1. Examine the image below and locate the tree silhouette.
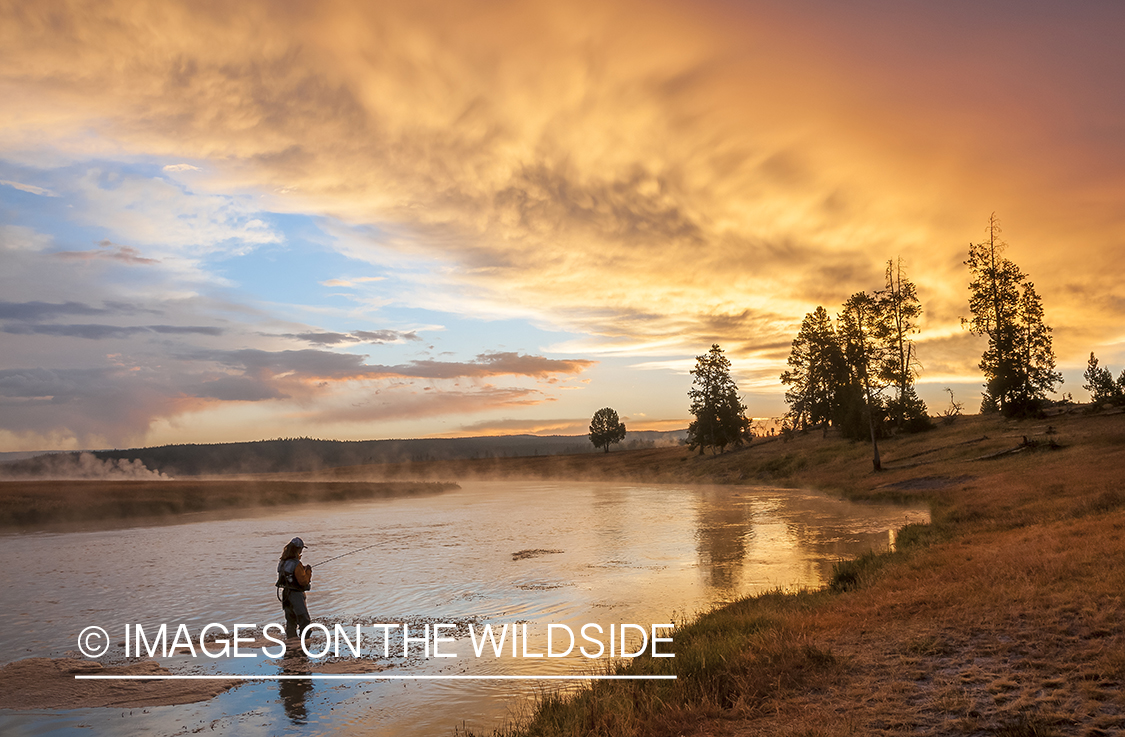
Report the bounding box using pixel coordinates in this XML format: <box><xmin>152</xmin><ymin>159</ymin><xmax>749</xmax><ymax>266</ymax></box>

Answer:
<box><xmin>588</xmin><ymin>407</ymin><xmax>627</xmax><ymax>453</ymax></box>
<box><xmin>780</xmin><ymin>306</ymin><xmax>848</xmax><ymax>435</ymax></box>
<box><xmin>687</xmin><ymin>345</ymin><xmax>750</xmax><ymax>455</ymax></box>
<box><xmin>876</xmin><ymin>258</ymin><xmax>930</xmax><ymax>431</ymax></box>
<box><xmin>1084</xmin><ymin>353</ymin><xmax>1125</xmax><ymax>406</ymax></box>
<box><xmin>1011</xmin><ymin>280</ymin><xmax>1062</xmax><ymax>412</ymax></box>
<box><xmin>964</xmin><ymin>215</ymin><xmax>1061</xmax><ymax>415</ymax></box>
<box><xmin>839</xmin><ymin>292</ymin><xmax>886</xmax><ymax>471</ymax></box>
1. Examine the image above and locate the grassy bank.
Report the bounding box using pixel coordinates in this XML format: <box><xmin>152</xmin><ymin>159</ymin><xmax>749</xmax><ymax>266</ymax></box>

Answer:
<box><xmin>439</xmin><ymin>410</ymin><xmax>1125</xmax><ymax>736</ymax></box>
<box><xmin>300</xmin><ymin>409</ymin><xmax>1085</xmax><ymax>496</ymax></box>
<box><xmin>0</xmin><ymin>480</ymin><xmax>456</xmax><ymax>530</ymax></box>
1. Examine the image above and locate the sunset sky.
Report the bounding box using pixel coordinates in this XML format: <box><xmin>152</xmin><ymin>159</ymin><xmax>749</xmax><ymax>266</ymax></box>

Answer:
<box><xmin>2</xmin><ymin>0</ymin><xmax>1123</xmax><ymax>452</ymax></box>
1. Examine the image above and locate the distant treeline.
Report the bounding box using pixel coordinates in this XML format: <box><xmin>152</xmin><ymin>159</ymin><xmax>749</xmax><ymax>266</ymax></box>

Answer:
<box><xmin>4</xmin><ymin>431</ymin><xmax>687</xmax><ymax>477</ymax></box>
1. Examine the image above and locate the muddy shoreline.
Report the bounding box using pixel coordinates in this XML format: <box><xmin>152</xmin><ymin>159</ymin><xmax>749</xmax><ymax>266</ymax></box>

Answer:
<box><xmin>0</xmin><ymin>659</ymin><xmax>237</xmax><ymax>710</ymax></box>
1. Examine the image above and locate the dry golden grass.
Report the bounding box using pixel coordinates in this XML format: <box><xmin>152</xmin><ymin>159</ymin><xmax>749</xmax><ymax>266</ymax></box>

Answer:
<box><xmin>681</xmin><ymin>412</ymin><xmax>1125</xmax><ymax>737</ymax></box>
<box><xmin>292</xmin><ymin>408</ymin><xmax>1110</xmax><ymax>498</ymax></box>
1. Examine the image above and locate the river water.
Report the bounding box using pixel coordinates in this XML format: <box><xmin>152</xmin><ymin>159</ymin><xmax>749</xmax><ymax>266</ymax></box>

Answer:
<box><xmin>1</xmin><ymin>480</ymin><xmax>928</xmax><ymax>735</ymax></box>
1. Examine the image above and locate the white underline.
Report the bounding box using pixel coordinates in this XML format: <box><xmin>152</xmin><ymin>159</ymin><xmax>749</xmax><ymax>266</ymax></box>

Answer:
<box><xmin>75</xmin><ymin>674</ymin><xmax>676</xmax><ymax>681</ymax></box>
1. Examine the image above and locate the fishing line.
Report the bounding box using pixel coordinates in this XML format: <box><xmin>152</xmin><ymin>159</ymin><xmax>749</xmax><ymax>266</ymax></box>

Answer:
<box><xmin>309</xmin><ymin>541</ymin><xmax>381</xmax><ymax>568</ymax></box>
<box><xmin>276</xmin><ymin>541</ymin><xmax>380</xmax><ymax>601</ymax></box>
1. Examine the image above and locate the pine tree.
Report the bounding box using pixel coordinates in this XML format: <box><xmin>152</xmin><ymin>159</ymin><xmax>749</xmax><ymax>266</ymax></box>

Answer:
<box><xmin>1084</xmin><ymin>353</ymin><xmax>1125</xmax><ymax>406</ymax></box>
<box><xmin>876</xmin><ymin>258</ymin><xmax>930</xmax><ymax>431</ymax></box>
<box><xmin>1010</xmin><ymin>281</ymin><xmax>1062</xmax><ymax>414</ymax></box>
<box><xmin>963</xmin><ymin>214</ymin><xmax>1061</xmax><ymax>416</ymax></box>
<box><xmin>839</xmin><ymin>292</ymin><xmax>886</xmax><ymax>471</ymax></box>
<box><xmin>687</xmin><ymin>344</ymin><xmax>750</xmax><ymax>454</ymax></box>
<box><xmin>780</xmin><ymin>306</ymin><xmax>848</xmax><ymax>434</ymax></box>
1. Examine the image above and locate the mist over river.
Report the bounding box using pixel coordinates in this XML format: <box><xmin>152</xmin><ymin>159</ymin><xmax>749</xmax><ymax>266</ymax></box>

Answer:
<box><xmin>1</xmin><ymin>480</ymin><xmax>928</xmax><ymax>735</ymax></box>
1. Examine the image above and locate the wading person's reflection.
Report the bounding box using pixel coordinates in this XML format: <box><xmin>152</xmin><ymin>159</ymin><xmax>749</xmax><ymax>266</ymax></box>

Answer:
<box><xmin>279</xmin><ymin>677</ymin><xmax>314</xmax><ymax>724</ymax></box>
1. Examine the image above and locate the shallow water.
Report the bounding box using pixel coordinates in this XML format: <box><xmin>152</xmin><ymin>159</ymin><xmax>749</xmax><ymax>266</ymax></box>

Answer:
<box><xmin>1</xmin><ymin>480</ymin><xmax>928</xmax><ymax>735</ymax></box>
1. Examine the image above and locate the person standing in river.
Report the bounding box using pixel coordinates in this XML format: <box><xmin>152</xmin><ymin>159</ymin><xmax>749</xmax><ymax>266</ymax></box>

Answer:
<box><xmin>276</xmin><ymin>537</ymin><xmax>313</xmax><ymax>643</ymax></box>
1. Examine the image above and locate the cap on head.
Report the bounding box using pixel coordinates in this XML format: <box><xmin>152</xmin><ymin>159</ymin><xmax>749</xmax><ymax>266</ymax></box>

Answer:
<box><xmin>289</xmin><ymin>536</ymin><xmax>305</xmax><ymax>548</ymax></box>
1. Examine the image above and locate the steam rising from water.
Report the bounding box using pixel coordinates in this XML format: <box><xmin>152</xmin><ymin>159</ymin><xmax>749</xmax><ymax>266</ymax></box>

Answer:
<box><xmin>0</xmin><ymin>452</ymin><xmax>171</xmax><ymax>480</ymax></box>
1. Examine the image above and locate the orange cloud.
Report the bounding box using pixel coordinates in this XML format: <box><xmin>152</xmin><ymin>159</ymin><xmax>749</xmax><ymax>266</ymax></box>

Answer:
<box><xmin>3</xmin><ymin>0</ymin><xmax>1122</xmax><ymax>403</ymax></box>
<box><xmin>451</xmin><ymin>418</ymin><xmax>590</xmax><ymax>437</ymax></box>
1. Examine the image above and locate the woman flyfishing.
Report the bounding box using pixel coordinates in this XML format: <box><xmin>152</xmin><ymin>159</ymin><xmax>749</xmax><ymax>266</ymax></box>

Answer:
<box><xmin>276</xmin><ymin>536</ymin><xmax>313</xmax><ymax>642</ymax></box>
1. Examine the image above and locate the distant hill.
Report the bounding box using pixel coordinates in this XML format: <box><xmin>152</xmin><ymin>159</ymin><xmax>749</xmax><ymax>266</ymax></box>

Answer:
<box><xmin>0</xmin><ymin>431</ymin><xmax>687</xmax><ymax>477</ymax></box>
<box><xmin>0</xmin><ymin>450</ymin><xmax>60</xmax><ymax>463</ymax></box>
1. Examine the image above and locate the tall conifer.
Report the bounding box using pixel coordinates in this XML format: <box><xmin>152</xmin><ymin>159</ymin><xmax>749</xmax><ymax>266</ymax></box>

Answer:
<box><xmin>963</xmin><ymin>214</ymin><xmax>1060</xmax><ymax>415</ymax></box>
<box><xmin>876</xmin><ymin>258</ymin><xmax>928</xmax><ymax>430</ymax></box>
<box><xmin>780</xmin><ymin>307</ymin><xmax>847</xmax><ymax>433</ymax></box>
<box><xmin>839</xmin><ymin>292</ymin><xmax>886</xmax><ymax>471</ymax></box>
<box><xmin>687</xmin><ymin>345</ymin><xmax>750</xmax><ymax>454</ymax></box>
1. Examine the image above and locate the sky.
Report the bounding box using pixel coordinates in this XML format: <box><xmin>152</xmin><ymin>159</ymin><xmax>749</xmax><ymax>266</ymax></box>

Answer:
<box><xmin>1</xmin><ymin>0</ymin><xmax>1123</xmax><ymax>452</ymax></box>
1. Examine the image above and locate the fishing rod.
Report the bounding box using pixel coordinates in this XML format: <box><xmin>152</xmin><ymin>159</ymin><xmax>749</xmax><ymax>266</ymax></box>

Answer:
<box><xmin>276</xmin><ymin>541</ymin><xmax>380</xmax><ymax>602</ymax></box>
<box><xmin>309</xmin><ymin>541</ymin><xmax>381</xmax><ymax>569</ymax></box>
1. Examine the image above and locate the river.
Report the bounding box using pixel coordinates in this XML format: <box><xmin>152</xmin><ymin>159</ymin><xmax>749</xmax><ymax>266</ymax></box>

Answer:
<box><xmin>1</xmin><ymin>480</ymin><xmax>928</xmax><ymax>735</ymax></box>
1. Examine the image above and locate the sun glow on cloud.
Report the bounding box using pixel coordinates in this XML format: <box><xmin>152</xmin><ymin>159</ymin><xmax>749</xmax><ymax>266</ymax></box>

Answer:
<box><xmin>1</xmin><ymin>0</ymin><xmax>1124</xmax><ymax>449</ymax></box>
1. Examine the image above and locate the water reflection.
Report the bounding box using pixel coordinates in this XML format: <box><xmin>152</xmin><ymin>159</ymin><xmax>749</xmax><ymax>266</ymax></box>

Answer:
<box><xmin>693</xmin><ymin>488</ymin><xmax>917</xmax><ymax>598</ymax></box>
<box><xmin>2</xmin><ymin>481</ymin><xmax>928</xmax><ymax>737</ymax></box>
<box><xmin>590</xmin><ymin>484</ymin><xmax>631</xmax><ymax>560</ymax></box>
<box><xmin>279</xmin><ymin>677</ymin><xmax>314</xmax><ymax>724</ymax></box>
<box><xmin>695</xmin><ymin>487</ymin><xmax>752</xmax><ymax>594</ymax></box>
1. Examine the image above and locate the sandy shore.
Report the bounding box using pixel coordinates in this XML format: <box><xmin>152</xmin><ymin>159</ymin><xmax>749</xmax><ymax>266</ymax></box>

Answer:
<box><xmin>0</xmin><ymin>658</ymin><xmax>237</xmax><ymax>710</ymax></box>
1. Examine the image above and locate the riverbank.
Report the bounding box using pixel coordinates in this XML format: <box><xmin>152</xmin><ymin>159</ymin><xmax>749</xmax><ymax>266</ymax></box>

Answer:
<box><xmin>0</xmin><ymin>480</ymin><xmax>457</xmax><ymax>530</ymax></box>
<box><xmin>447</xmin><ymin>409</ymin><xmax>1125</xmax><ymax>736</ymax></box>
<box><xmin>293</xmin><ymin>409</ymin><xmax>1093</xmax><ymax>497</ymax></box>
<box><xmin>4</xmin><ymin>411</ymin><xmax>1122</xmax><ymax>733</ymax></box>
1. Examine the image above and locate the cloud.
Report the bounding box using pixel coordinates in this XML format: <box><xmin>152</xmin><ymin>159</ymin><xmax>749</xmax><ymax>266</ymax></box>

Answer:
<box><xmin>149</xmin><ymin>325</ymin><xmax>226</xmax><ymax>335</ymax></box>
<box><xmin>368</xmin><ymin>352</ymin><xmax>595</xmax><ymax>380</ymax></box>
<box><xmin>69</xmin><ymin>169</ymin><xmax>282</xmax><ymax>255</ymax></box>
<box><xmin>162</xmin><ymin>163</ymin><xmax>201</xmax><ymax>172</ymax></box>
<box><xmin>286</xmin><ymin>385</ymin><xmax>552</xmax><ymax>426</ymax></box>
<box><xmin>192</xmin><ymin>348</ymin><xmax>592</xmax><ymax>381</ymax></box>
<box><xmin>192</xmin><ymin>375</ymin><xmax>287</xmax><ymax>402</ymax></box>
<box><xmin>0</xmin><ymin>367</ymin><xmax>96</xmax><ymax>399</ymax></box>
<box><xmin>454</xmin><ymin>417</ymin><xmax>589</xmax><ymax>436</ymax></box>
<box><xmin>352</xmin><ymin>329</ymin><xmax>420</xmax><ymax>343</ymax></box>
<box><xmin>2</xmin><ymin>0</ymin><xmax>1124</xmax><ymax>446</ymax></box>
<box><xmin>54</xmin><ymin>240</ymin><xmax>160</xmax><ymax>265</ymax></box>
<box><xmin>320</xmin><ymin>276</ymin><xmax>384</xmax><ymax>287</ymax></box>
<box><xmin>2</xmin><ymin>324</ymin><xmax>224</xmax><ymax>339</ymax></box>
<box><xmin>0</xmin><ymin>301</ymin><xmax>106</xmax><ymax>321</ymax></box>
<box><xmin>0</xmin><ymin>344</ymin><xmax>587</xmax><ymax>446</ymax></box>
<box><xmin>282</xmin><ymin>331</ymin><xmax>356</xmax><ymax>345</ymax></box>
<box><xmin>0</xmin><ymin>225</ymin><xmax>53</xmax><ymax>252</ymax></box>
<box><xmin>0</xmin><ymin>366</ymin><xmax>211</xmax><ymax>448</ymax></box>
<box><xmin>274</xmin><ymin>329</ymin><xmax>423</xmax><ymax>345</ymax></box>
<box><xmin>0</xmin><ymin>179</ymin><xmax>58</xmax><ymax>196</ymax></box>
